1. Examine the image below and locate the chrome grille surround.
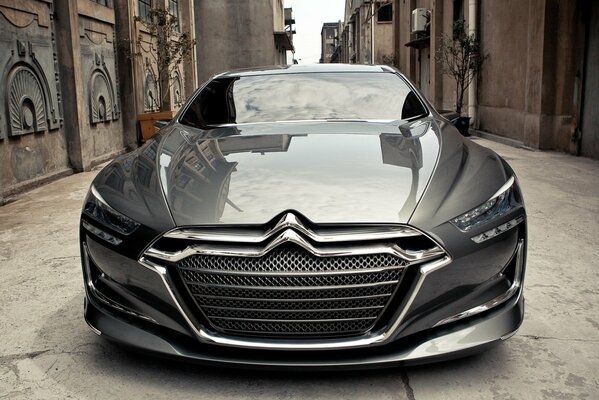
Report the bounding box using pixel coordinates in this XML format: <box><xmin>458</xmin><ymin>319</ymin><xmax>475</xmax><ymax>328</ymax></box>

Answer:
<box><xmin>140</xmin><ymin>211</ymin><xmax>451</xmax><ymax>349</ymax></box>
<box><xmin>177</xmin><ymin>244</ymin><xmax>407</xmax><ymax>337</ymax></box>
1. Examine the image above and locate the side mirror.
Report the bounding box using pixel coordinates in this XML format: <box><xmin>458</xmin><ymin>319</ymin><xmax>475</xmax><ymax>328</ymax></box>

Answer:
<box><xmin>451</xmin><ymin>116</ymin><xmax>471</xmax><ymax>137</ymax></box>
<box><xmin>439</xmin><ymin>111</ymin><xmax>471</xmax><ymax>136</ymax></box>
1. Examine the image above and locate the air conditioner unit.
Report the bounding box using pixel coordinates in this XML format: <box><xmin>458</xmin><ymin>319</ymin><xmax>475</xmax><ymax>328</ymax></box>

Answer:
<box><xmin>411</xmin><ymin>8</ymin><xmax>430</xmax><ymax>33</ymax></box>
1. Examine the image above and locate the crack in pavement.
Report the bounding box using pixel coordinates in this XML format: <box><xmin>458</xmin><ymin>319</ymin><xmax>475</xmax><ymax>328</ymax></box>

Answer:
<box><xmin>0</xmin><ymin>350</ymin><xmax>49</xmax><ymax>385</ymax></box>
<box><xmin>519</xmin><ymin>334</ymin><xmax>599</xmax><ymax>343</ymax></box>
<box><xmin>399</xmin><ymin>369</ymin><xmax>416</xmax><ymax>400</ymax></box>
<box><xmin>0</xmin><ymin>350</ymin><xmax>49</xmax><ymax>366</ymax></box>
<box><xmin>47</xmin><ymin>256</ymin><xmax>79</xmax><ymax>261</ymax></box>
<box><xmin>6</xmin><ymin>363</ymin><xmax>20</xmax><ymax>384</ymax></box>
<box><xmin>0</xmin><ymin>388</ymin><xmax>33</xmax><ymax>399</ymax></box>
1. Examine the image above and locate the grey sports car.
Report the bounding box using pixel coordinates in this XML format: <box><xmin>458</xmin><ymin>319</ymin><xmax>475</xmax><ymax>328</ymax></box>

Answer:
<box><xmin>80</xmin><ymin>64</ymin><xmax>526</xmax><ymax>368</ymax></box>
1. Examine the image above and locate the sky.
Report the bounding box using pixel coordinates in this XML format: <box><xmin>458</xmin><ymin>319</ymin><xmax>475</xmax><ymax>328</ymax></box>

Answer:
<box><xmin>285</xmin><ymin>0</ymin><xmax>346</xmax><ymax>64</ymax></box>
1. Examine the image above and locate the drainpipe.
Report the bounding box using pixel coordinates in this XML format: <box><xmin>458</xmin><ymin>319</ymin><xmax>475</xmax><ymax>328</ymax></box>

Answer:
<box><xmin>467</xmin><ymin>0</ymin><xmax>478</xmax><ymax>127</ymax></box>
<box><xmin>371</xmin><ymin>1</ymin><xmax>375</xmax><ymax>64</ymax></box>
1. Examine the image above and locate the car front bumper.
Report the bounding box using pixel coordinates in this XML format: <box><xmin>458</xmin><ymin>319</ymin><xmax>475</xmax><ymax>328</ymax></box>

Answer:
<box><xmin>84</xmin><ymin>284</ymin><xmax>524</xmax><ymax>369</ymax></box>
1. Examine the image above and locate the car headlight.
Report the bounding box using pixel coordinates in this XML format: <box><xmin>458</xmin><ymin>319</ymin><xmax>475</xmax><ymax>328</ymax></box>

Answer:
<box><xmin>83</xmin><ymin>185</ymin><xmax>140</xmax><ymax>235</ymax></box>
<box><xmin>450</xmin><ymin>176</ymin><xmax>518</xmax><ymax>232</ymax></box>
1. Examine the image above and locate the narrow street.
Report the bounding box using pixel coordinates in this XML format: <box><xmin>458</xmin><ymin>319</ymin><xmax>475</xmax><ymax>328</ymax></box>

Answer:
<box><xmin>0</xmin><ymin>137</ymin><xmax>597</xmax><ymax>399</ymax></box>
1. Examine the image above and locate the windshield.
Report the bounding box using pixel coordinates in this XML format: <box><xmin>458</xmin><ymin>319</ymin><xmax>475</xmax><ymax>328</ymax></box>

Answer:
<box><xmin>180</xmin><ymin>72</ymin><xmax>427</xmax><ymax>127</ymax></box>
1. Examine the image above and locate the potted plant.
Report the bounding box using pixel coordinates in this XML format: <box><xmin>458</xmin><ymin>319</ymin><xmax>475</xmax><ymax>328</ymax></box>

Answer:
<box><xmin>130</xmin><ymin>7</ymin><xmax>195</xmax><ymax>142</ymax></box>
<box><xmin>436</xmin><ymin>20</ymin><xmax>486</xmax><ymax>136</ymax></box>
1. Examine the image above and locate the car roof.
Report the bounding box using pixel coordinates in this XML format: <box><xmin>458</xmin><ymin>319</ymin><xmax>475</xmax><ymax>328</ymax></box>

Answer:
<box><xmin>217</xmin><ymin>64</ymin><xmax>395</xmax><ymax>78</ymax></box>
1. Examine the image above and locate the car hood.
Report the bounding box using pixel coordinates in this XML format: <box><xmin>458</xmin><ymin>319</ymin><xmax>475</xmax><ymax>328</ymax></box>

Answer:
<box><xmin>157</xmin><ymin>120</ymin><xmax>440</xmax><ymax>225</ymax></box>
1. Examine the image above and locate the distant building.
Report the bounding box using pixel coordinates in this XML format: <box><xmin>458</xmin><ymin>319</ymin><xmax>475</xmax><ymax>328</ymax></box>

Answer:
<box><xmin>338</xmin><ymin>0</ymin><xmax>395</xmax><ymax>65</ymax></box>
<box><xmin>320</xmin><ymin>22</ymin><xmax>340</xmax><ymax>63</ymax></box>
<box><xmin>194</xmin><ymin>0</ymin><xmax>295</xmax><ymax>83</ymax></box>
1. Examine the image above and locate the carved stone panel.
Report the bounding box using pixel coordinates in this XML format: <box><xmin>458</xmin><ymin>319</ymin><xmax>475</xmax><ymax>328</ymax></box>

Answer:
<box><xmin>79</xmin><ymin>14</ymin><xmax>120</xmax><ymax>125</ymax></box>
<box><xmin>7</xmin><ymin>65</ymin><xmax>48</xmax><ymax>135</ymax></box>
<box><xmin>0</xmin><ymin>0</ymin><xmax>62</xmax><ymax>139</ymax></box>
<box><xmin>90</xmin><ymin>67</ymin><xmax>115</xmax><ymax>123</ymax></box>
<box><xmin>172</xmin><ymin>69</ymin><xmax>183</xmax><ymax>108</ymax></box>
<box><xmin>144</xmin><ymin>70</ymin><xmax>158</xmax><ymax>112</ymax></box>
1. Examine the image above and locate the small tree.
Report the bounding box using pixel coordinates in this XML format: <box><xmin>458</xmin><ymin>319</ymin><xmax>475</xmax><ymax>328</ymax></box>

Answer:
<box><xmin>133</xmin><ymin>8</ymin><xmax>195</xmax><ymax>112</ymax></box>
<box><xmin>436</xmin><ymin>20</ymin><xmax>486</xmax><ymax>115</ymax></box>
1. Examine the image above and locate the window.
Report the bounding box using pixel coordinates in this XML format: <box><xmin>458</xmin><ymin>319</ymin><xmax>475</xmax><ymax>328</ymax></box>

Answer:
<box><xmin>377</xmin><ymin>4</ymin><xmax>392</xmax><ymax>23</ymax></box>
<box><xmin>169</xmin><ymin>0</ymin><xmax>180</xmax><ymax>32</ymax></box>
<box><xmin>90</xmin><ymin>0</ymin><xmax>108</xmax><ymax>6</ymax></box>
<box><xmin>453</xmin><ymin>0</ymin><xmax>464</xmax><ymax>22</ymax></box>
<box><xmin>139</xmin><ymin>0</ymin><xmax>153</xmax><ymax>23</ymax></box>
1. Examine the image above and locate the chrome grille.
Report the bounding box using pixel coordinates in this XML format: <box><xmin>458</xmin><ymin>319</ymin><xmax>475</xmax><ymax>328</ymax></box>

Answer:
<box><xmin>212</xmin><ymin>319</ymin><xmax>375</xmax><ymax>335</ymax></box>
<box><xmin>176</xmin><ymin>244</ymin><xmax>406</xmax><ymax>337</ymax></box>
<box><xmin>179</xmin><ymin>269</ymin><xmax>401</xmax><ymax>288</ymax></box>
<box><xmin>189</xmin><ymin>283</ymin><xmax>397</xmax><ymax>300</ymax></box>
<box><xmin>178</xmin><ymin>246</ymin><xmax>403</xmax><ymax>273</ymax></box>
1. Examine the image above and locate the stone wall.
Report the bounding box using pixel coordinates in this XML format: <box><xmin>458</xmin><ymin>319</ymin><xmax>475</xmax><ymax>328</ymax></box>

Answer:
<box><xmin>390</xmin><ymin>0</ymin><xmax>596</xmax><ymax>157</ymax></box>
<box><xmin>0</xmin><ymin>0</ymin><xmax>71</xmax><ymax>196</ymax></box>
<box><xmin>195</xmin><ymin>0</ymin><xmax>278</xmax><ymax>84</ymax></box>
<box><xmin>478</xmin><ymin>0</ymin><xmax>587</xmax><ymax>152</ymax></box>
<box><xmin>0</xmin><ymin>0</ymin><xmax>198</xmax><ymax>198</ymax></box>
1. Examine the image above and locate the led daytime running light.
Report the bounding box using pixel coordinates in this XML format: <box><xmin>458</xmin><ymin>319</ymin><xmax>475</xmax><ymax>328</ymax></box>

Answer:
<box><xmin>471</xmin><ymin>216</ymin><xmax>525</xmax><ymax>243</ymax></box>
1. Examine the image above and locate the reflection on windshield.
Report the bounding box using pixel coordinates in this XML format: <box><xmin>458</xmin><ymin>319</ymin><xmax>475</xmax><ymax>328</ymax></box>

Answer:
<box><xmin>180</xmin><ymin>73</ymin><xmax>427</xmax><ymax>127</ymax></box>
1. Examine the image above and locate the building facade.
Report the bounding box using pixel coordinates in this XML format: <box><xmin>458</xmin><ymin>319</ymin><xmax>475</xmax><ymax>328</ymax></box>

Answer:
<box><xmin>320</xmin><ymin>22</ymin><xmax>340</xmax><ymax>63</ymax></box>
<box><xmin>338</xmin><ymin>1</ymin><xmax>395</xmax><ymax>65</ymax></box>
<box><xmin>336</xmin><ymin>0</ymin><xmax>599</xmax><ymax>159</ymax></box>
<box><xmin>0</xmin><ymin>0</ymin><xmax>198</xmax><ymax>199</ymax></box>
<box><xmin>194</xmin><ymin>0</ymin><xmax>295</xmax><ymax>84</ymax></box>
<box><xmin>1</xmin><ymin>0</ymin><xmax>296</xmax><ymax>200</ymax></box>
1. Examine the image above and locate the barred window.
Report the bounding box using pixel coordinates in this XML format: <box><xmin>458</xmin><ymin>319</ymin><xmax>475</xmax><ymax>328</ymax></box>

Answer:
<box><xmin>377</xmin><ymin>4</ymin><xmax>392</xmax><ymax>22</ymax></box>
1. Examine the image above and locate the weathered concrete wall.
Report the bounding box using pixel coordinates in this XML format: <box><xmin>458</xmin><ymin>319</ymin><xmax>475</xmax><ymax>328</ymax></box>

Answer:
<box><xmin>77</xmin><ymin>0</ymin><xmax>126</xmax><ymax>166</ymax></box>
<box><xmin>477</xmin><ymin>0</ymin><xmax>530</xmax><ymax>143</ymax></box>
<box><xmin>113</xmin><ymin>0</ymin><xmax>138</xmax><ymax>151</ymax></box>
<box><xmin>394</xmin><ymin>0</ymin><xmax>417</xmax><ymax>78</ymax></box>
<box><xmin>1</xmin><ymin>0</ymin><xmax>199</xmax><ymax>198</ymax></box>
<box><xmin>131</xmin><ymin>0</ymin><xmax>196</xmax><ymax>114</ymax></box>
<box><xmin>391</xmin><ymin>0</ymin><xmax>594</xmax><ymax>156</ymax></box>
<box><xmin>55</xmin><ymin>0</ymin><xmax>126</xmax><ymax>172</ymax></box>
<box><xmin>580</xmin><ymin>1</ymin><xmax>599</xmax><ymax>158</ymax></box>
<box><xmin>478</xmin><ymin>0</ymin><xmax>586</xmax><ymax>152</ymax></box>
<box><xmin>0</xmin><ymin>0</ymin><xmax>71</xmax><ymax>197</ymax></box>
<box><xmin>179</xmin><ymin>0</ymin><xmax>198</xmax><ymax>101</ymax></box>
<box><xmin>374</xmin><ymin>6</ymin><xmax>394</xmax><ymax>65</ymax></box>
<box><xmin>195</xmin><ymin>0</ymin><xmax>277</xmax><ymax>84</ymax></box>
<box><xmin>540</xmin><ymin>0</ymin><xmax>586</xmax><ymax>153</ymax></box>
<box><xmin>351</xmin><ymin>1</ymin><xmax>396</xmax><ymax>65</ymax></box>
<box><xmin>273</xmin><ymin>0</ymin><xmax>284</xmax><ymax>31</ymax></box>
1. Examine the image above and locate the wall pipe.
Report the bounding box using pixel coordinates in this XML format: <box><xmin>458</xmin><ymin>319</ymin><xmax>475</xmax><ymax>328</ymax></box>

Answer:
<box><xmin>371</xmin><ymin>1</ymin><xmax>375</xmax><ymax>64</ymax></box>
<box><xmin>468</xmin><ymin>0</ymin><xmax>478</xmax><ymax>126</ymax></box>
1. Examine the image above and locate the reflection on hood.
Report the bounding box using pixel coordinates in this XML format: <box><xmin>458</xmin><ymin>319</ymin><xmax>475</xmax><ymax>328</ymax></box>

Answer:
<box><xmin>158</xmin><ymin>120</ymin><xmax>439</xmax><ymax>225</ymax></box>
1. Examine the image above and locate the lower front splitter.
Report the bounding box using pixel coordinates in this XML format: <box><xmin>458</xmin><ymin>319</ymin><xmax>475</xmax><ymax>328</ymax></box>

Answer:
<box><xmin>83</xmin><ymin>289</ymin><xmax>524</xmax><ymax>370</ymax></box>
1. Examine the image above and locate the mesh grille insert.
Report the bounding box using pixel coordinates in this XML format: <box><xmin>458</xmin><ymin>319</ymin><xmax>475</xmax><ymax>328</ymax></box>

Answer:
<box><xmin>176</xmin><ymin>244</ymin><xmax>407</xmax><ymax>337</ymax></box>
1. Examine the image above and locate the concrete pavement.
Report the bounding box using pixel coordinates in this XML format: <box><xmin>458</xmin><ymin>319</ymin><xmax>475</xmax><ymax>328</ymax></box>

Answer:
<box><xmin>0</xmin><ymin>137</ymin><xmax>598</xmax><ymax>399</ymax></box>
